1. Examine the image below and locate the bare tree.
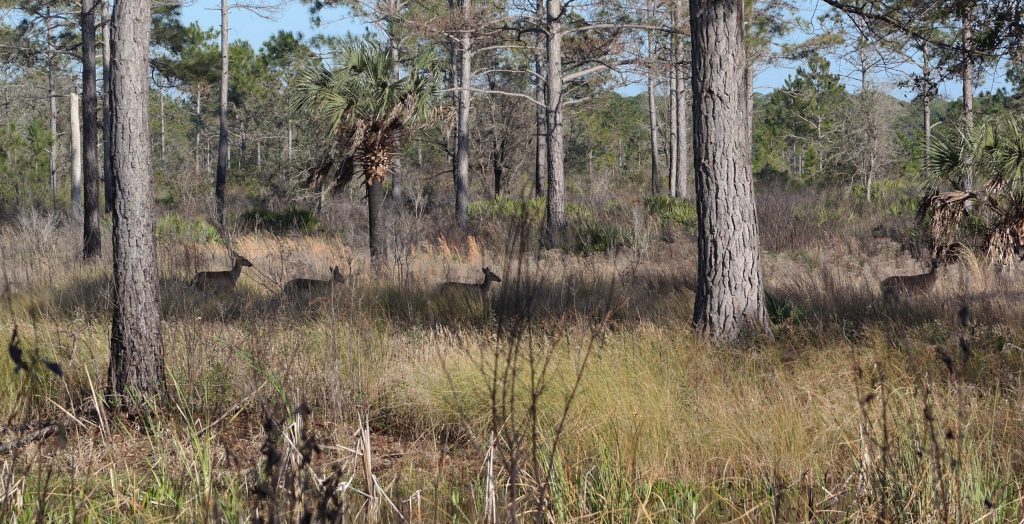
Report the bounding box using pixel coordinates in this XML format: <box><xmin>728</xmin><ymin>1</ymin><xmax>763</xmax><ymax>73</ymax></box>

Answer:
<box><xmin>690</xmin><ymin>0</ymin><xmax>770</xmax><ymax>341</ymax></box>
<box><xmin>108</xmin><ymin>0</ymin><xmax>167</xmax><ymax>405</ymax></box>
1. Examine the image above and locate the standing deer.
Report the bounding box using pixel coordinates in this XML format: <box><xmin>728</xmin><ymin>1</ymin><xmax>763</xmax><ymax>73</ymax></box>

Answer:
<box><xmin>192</xmin><ymin>254</ymin><xmax>253</xmax><ymax>292</ymax></box>
<box><xmin>880</xmin><ymin>251</ymin><xmax>944</xmax><ymax>302</ymax></box>
<box><xmin>284</xmin><ymin>266</ymin><xmax>344</xmax><ymax>298</ymax></box>
<box><xmin>439</xmin><ymin>267</ymin><xmax>502</xmax><ymax>299</ymax></box>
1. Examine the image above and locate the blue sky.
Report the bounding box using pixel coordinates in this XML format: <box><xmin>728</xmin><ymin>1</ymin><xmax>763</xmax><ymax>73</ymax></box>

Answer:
<box><xmin>180</xmin><ymin>0</ymin><xmax>1008</xmax><ymax>101</ymax></box>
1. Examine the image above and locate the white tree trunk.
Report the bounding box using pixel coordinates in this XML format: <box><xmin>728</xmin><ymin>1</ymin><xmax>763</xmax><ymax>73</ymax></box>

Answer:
<box><xmin>70</xmin><ymin>92</ymin><xmax>83</xmax><ymax>218</ymax></box>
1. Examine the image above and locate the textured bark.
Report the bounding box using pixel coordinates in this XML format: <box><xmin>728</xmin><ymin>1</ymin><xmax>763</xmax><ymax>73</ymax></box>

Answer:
<box><xmin>646</xmin><ymin>0</ymin><xmax>662</xmax><ymax>195</ymax></box>
<box><xmin>689</xmin><ymin>0</ymin><xmax>770</xmax><ymax>341</ymax></box>
<box><xmin>454</xmin><ymin>17</ymin><xmax>471</xmax><ymax>229</ymax></box>
<box><xmin>102</xmin><ymin>0</ymin><xmax>114</xmax><ymax>213</ymax></box>
<box><xmin>388</xmin><ymin>30</ymin><xmax>405</xmax><ymax>203</ymax></box>
<box><xmin>544</xmin><ymin>0</ymin><xmax>566</xmax><ymax>243</ymax></box>
<box><xmin>215</xmin><ymin>0</ymin><xmax>229</xmax><ymax>230</ymax></box>
<box><xmin>669</xmin><ymin>25</ymin><xmax>679</xmax><ymax>198</ymax></box>
<box><xmin>70</xmin><ymin>93</ymin><xmax>83</xmax><ymax>216</ymax></box>
<box><xmin>922</xmin><ymin>44</ymin><xmax>931</xmax><ymax>179</ymax></box>
<box><xmin>533</xmin><ymin>54</ymin><xmax>546</xmax><ymax>198</ymax></box>
<box><xmin>82</xmin><ymin>0</ymin><xmax>101</xmax><ymax>258</ymax></box>
<box><xmin>367</xmin><ymin>179</ymin><xmax>385</xmax><ymax>262</ymax></box>
<box><xmin>47</xmin><ymin>12</ymin><xmax>58</xmax><ymax>209</ymax></box>
<box><xmin>960</xmin><ymin>5</ymin><xmax>974</xmax><ymax>190</ymax></box>
<box><xmin>108</xmin><ymin>0</ymin><xmax>167</xmax><ymax>404</ymax></box>
<box><xmin>674</xmin><ymin>0</ymin><xmax>688</xmax><ymax>199</ymax></box>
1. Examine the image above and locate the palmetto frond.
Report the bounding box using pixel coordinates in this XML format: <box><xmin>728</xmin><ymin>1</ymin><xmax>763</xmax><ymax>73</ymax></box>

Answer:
<box><xmin>292</xmin><ymin>36</ymin><xmax>442</xmax><ymax>188</ymax></box>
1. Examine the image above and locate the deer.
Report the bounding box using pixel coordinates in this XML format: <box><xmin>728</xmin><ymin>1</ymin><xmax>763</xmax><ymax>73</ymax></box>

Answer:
<box><xmin>191</xmin><ymin>254</ymin><xmax>253</xmax><ymax>292</ymax></box>
<box><xmin>283</xmin><ymin>266</ymin><xmax>344</xmax><ymax>299</ymax></box>
<box><xmin>439</xmin><ymin>267</ymin><xmax>502</xmax><ymax>299</ymax></box>
<box><xmin>880</xmin><ymin>249</ymin><xmax>945</xmax><ymax>302</ymax></box>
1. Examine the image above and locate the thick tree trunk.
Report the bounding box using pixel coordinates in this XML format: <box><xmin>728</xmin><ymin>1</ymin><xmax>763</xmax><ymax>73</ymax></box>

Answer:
<box><xmin>215</xmin><ymin>0</ymin><xmax>229</xmax><ymax>230</ymax></box>
<box><xmin>647</xmin><ymin>0</ymin><xmax>662</xmax><ymax>195</ymax></box>
<box><xmin>70</xmin><ymin>93</ymin><xmax>82</xmax><ymax>217</ymax></box>
<box><xmin>102</xmin><ymin>0</ymin><xmax>114</xmax><ymax>213</ymax></box>
<box><xmin>689</xmin><ymin>0</ymin><xmax>770</xmax><ymax>341</ymax></box>
<box><xmin>82</xmin><ymin>0</ymin><xmax>101</xmax><ymax>258</ymax></box>
<box><xmin>108</xmin><ymin>0</ymin><xmax>167</xmax><ymax>405</ymax></box>
<box><xmin>544</xmin><ymin>0</ymin><xmax>566</xmax><ymax>243</ymax></box>
<box><xmin>454</xmin><ymin>20</ymin><xmax>471</xmax><ymax>229</ymax></box>
<box><xmin>367</xmin><ymin>179</ymin><xmax>385</xmax><ymax>262</ymax></box>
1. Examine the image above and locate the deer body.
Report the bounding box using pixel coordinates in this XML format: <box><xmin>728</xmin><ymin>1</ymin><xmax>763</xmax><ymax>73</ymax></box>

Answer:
<box><xmin>192</xmin><ymin>255</ymin><xmax>253</xmax><ymax>292</ymax></box>
<box><xmin>881</xmin><ymin>258</ymin><xmax>941</xmax><ymax>301</ymax></box>
<box><xmin>284</xmin><ymin>266</ymin><xmax>344</xmax><ymax>298</ymax></box>
<box><xmin>439</xmin><ymin>267</ymin><xmax>502</xmax><ymax>299</ymax></box>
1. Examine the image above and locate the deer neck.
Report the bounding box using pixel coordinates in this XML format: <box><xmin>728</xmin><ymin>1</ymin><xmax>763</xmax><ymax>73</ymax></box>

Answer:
<box><xmin>231</xmin><ymin>261</ymin><xmax>243</xmax><ymax>282</ymax></box>
<box><xmin>480</xmin><ymin>278</ymin><xmax>493</xmax><ymax>295</ymax></box>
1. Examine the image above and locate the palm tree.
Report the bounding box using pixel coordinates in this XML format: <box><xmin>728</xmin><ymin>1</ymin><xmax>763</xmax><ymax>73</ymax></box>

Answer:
<box><xmin>923</xmin><ymin>116</ymin><xmax>1024</xmax><ymax>264</ymax></box>
<box><xmin>294</xmin><ymin>38</ymin><xmax>441</xmax><ymax>262</ymax></box>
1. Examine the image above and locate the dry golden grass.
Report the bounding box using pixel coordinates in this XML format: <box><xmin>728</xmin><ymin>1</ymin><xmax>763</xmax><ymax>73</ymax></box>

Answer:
<box><xmin>1</xmin><ymin>217</ymin><xmax>1023</xmax><ymax>521</ymax></box>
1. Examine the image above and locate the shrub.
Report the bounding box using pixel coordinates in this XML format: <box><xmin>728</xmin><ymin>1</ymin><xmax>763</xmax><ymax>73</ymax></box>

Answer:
<box><xmin>468</xmin><ymin>197</ymin><xmax>545</xmax><ymax>223</ymax></box>
<box><xmin>237</xmin><ymin>207</ymin><xmax>319</xmax><ymax>235</ymax></box>
<box><xmin>644</xmin><ymin>195</ymin><xmax>697</xmax><ymax>232</ymax></box>
<box><xmin>156</xmin><ymin>213</ymin><xmax>221</xmax><ymax>244</ymax></box>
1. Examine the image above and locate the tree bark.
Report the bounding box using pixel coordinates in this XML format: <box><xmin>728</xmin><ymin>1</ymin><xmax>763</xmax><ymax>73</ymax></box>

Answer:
<box><xmin>367</xmin><ymin>179</ymin><xmax>385</xmax><ymax>262</ymax></box>
<box><xmin>960</xmin><ymin>4</ymin><xmax>974</xmax><ymax>190</ymax></box>
<box><xmin>47</xmin><ymin>10</ymin><xmax>58</xmax><ymax>211</ymax></box>
<box><xmin>674</xmin><ymin>0</ymin><xmax>688</xmax><ymax>199</ymax></box>
<box><xmin>532</xmin><ymin>0</ymin><xmax>548</xmax><ymax>198</ymax></box>
<box><xmin>647</xmin><ymin>0</ymin><xmax>662</xmax><ymax>195</ymax></box>
<box><xmin>388</xmin><ymin>26</ymin><xmax>405</xmax><ymax>204</ymax></box>
<box><xmin>215</xmin><ymin>0</ymin><xmax>229</xmax><ymax>230</ymax></box>
<box><xmin>544</xmin><ymin>0</ymin><xmax>566</xmax><ymax>243</ymax></box>
<box><xmin>689</xmin><ymin>0</ymin><xmax>770</xmax><ymax>341</ymax></box>
<box><xmin>669</xmin><ymin>15</ymin><xmax>679</xmax><ymax>198</ymax></box>
<box><xmin>921</xmin><ymin>43</ymin><xmax>931</xmax><ymax>179</ymax></box>
<box><xmin>108</xmin><ymin>0</ymin><xmax>167</xmax><ymax>405</ymax></box>
<box><xmin>82</xmin><ymin>0</ymin><xmax>102</xmax><ymax>258</ymax></box>
<box><xmin>70</xmin><ymin>93</ymin><xmax>83</xmax><ymax>217</ymax></box>
<box><xmin>454</xmin><ymin>14</ymin><xmax>471</xmax><ymax>229</ymax></box>
<box><xmin>102</xmin><ymin>0</ymin><xmax>114</xmax><ymax>213</ymax></box>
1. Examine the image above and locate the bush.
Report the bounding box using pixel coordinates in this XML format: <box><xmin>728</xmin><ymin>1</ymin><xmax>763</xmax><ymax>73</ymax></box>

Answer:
<box><xmin>236</xmin><ymin>207</ymin><xmax>319</xmax><ymax>235</ymax></box>
<box><xmin>644</xmin><ymin>196</ymin><xmax>697</xmax><ymax>232</ymax></box>
<box><xmin>468</xmin><ymin>197</ymin><xmax>545</xmax><ymax>223</ymax></box>
<box><xmin>572</xmin><ymin>221</ymin><xmax>628</xmax><ymax>255</ymax></box>
<box><xmin>156</xmin><ymin>213</ymin><xmax>221</xmax><ymax>244</ymax></box>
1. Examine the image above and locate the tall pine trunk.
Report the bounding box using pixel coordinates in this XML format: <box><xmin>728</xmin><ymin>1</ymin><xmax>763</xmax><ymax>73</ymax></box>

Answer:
<box><xmin>960</xmin><ymin>4</ymin><xmax>975</xmax><ymax>190</ymax></box>
<box><xmin>689</xmin><ymin>0</ymin><xmax>769</xmax><ymax>341</ymax></box>
<box><xmin>544</xmin><ymin>0</ymin><xmax>566</xmax><ymax>243</ymax></box>
<box><xmin>47</xmin><ymin>10</ymin><xmax>58</xmax><ymax>211</ymax></box>
<box><xmin>454</xmin><ymin>13</ymin><xmax>471</xmax><ymax>229</ymax></box>
<box><xmin>922</xmin><ymin>44</ymin><xmax>931</xmax><ymax>179</ymax></box>
<box><xmin>108</xmin><ymin>0</ymin><xmax>167</xmax><ymax>405</ymax></box>
<box><xmin>533</xmin><ymin>0</ymin><xmax>546</xmax><ymax>198</ymax></box>
<box><xmin>646</xmin><ymin>0</ymin><xmax>661</xmax><ymax>195</ymax></box>
<box><xmin>215</xmin><ymin>0</ymin><xmax>229</xmax><ymax>230</ymax></box>
<box><xmin>70</xmin><ymin>93</ymin><xmax>82</xmax><ymax>216</ymax></box>
<box><xmin>102</xmin><ymin>0</ymin><xmax>114</xmax><ymax>213</ymax></box>
<box><xmin>82</xmin><ymin>0</ymin><xmax>102</xmax><ymax>258</ymax></box>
